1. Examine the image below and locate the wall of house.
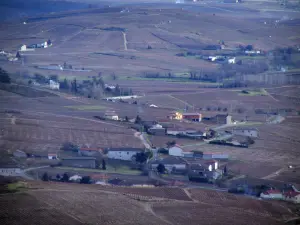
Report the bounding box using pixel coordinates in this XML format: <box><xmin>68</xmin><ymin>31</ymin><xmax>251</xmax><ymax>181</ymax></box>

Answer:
<box><xmin>0</xmin><ymin>168</ymin><xmax>21</xmax><ymax>176</ymax></box>
<box><xmin>107</xmin><ymin>151</ymin><xmax>138</xmax><ymax>161</ymax></box>
<box><xmin>61</xmin><ymin>159</ymin><xmax>96</xmax><ymax>168</ymax></box>
<box><xmin>151</xmin><ymin>164</ymin><xmax>186</xmax><ymax>172</ymax></box>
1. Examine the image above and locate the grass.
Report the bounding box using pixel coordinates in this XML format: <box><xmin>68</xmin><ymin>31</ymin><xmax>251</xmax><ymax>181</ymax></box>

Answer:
<box><xmin>64</xmin><ymin>105</ymin><xmax>106</xmax><ymax>110</ymax></box>
<box><xmin>7</xmin><ymin>182</ymin><xmax>27</xmax><ymax>192</ymax></box>
<box><xmin>56</xmin><ymin>166</ymin><xmax>142</xmax><ymax>175</ymax></box>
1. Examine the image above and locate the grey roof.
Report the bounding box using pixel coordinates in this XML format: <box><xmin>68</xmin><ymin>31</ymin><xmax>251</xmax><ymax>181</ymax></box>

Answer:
<box><xmin>152</xmin><ymin>156</ymin><xmax>186</xmax><ymax>165</ymax></box>
<box><xmin>62</xmin><ymin>157</ymin><xmax>96</xmax><ymax>160</ymax></box>
<box><xmin>182</xmin><ymin>113</ymin><xmax>201</xmax><ymax>116</ymax></box>
<box><xmin>107</xmin><ymin>148</ymin><xmax>144</xmax><ymax>152</ymax></box>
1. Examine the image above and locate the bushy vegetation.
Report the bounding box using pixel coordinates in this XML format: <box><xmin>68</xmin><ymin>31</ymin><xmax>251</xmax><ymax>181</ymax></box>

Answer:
<box><xmin>0</xmin><ymin>68</ymin><xmax>11</xmax><ymax>83</ymax></box>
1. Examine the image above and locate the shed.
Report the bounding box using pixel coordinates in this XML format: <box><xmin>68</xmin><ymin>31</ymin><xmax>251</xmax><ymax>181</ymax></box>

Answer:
<box><xmin>79</xmin><ymin>148</ymin><xmax>102</xmax><ymax>157</ymax></box>
<box><xmin>168</xmin><ymin>145</ymin><xmax>184</xmax><ymax>157</ymax></box>
<box><xmin>48</xmin><ymin>153</ymin><xmax>58</xmax><ymax>160</ymax></box>
<box><xmin>104</xmin><ymin>111</ymin><xmax>119</xmax><ymax>120</ymax></box>
<box><xmin>61</xmin><ymin>157</ymin><xmax>96</xmax><ymax>168</ymax></box>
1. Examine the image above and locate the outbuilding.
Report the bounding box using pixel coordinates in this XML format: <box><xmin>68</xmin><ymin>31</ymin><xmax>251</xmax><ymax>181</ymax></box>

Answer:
<box><xmin>151</xmin><ymin>156</ymin><xmax>187</xmax><ymax>173</ymax></box>
<box><xmin>106</xmin><ymin>148</ymin><xmax>144</xmax><ymax>161</ymax></box>
<box><xmin>168</xmin><ymin>145</ymin><xmax>184</xmax><ymax>157</ymax></box>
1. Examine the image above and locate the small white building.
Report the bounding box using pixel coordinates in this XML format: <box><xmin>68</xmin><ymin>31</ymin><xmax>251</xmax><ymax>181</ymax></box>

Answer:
<box><xmin>49</xmin><ymin>80</ymin><xmax>60</xmax><ymax>90</ymax></box>
<box><xmin>107</xmin><ymin>148</ymin><xmax>144</xmax><ymax>161</ymax></box>
<box><xmin>48</xmin><ymin>153</ymin><xmax>58</xmax><ymax>160</ymax></box>
<box><xmin>228</xmin><ymin>57</ymin><xmax>236</xmax><ymax>64</ymax></box>
<box><xmin>284</xmin><ymin>191</ymin><xmax>300</xmax><ymax>204</ymax></box>
<box><xmin>104</xmin><ymin>111</ymin><xmax>119</xmax><ymax>120</ymax></box>
<box><xmin>168</xmin><ymin>145</ymin><xmax>184</xmax><ymax>157</ymax></box>
<box><xmin>20</xmin><ymin>45</ymin><xmax>27</xmax><ymax>51</ymax></box>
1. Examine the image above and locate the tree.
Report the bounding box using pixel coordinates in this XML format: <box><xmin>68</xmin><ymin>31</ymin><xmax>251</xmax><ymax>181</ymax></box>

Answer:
<box><xmin>135</xmin><ymin>152</ymin><xmax>148</xmax><ymax>164</ymax></box>
<box><xmin>112</xmin><ymin>73</ymin><xmax>117</xmax><ymax>80</ymax></box>
<box><xmin>102</xmin><ymin>159</ymin><xmax>106</xmax><ymax>170</ymax></box>
<box><xmin>42</xmin><ymin>172</ymin><xmax>49</xmax><ymax>181</ymax></box>
<box><xmin>80</xmin><ymin>176</ymin><xmax>91</xmax><ymax>184</ymax></box>
<box><xmin>63</xmin><ymin>62</ymin><xmax>68</xmax><ymax>69</ymax></box>
<box><xmin>115</xmin><ymin>84</ymin><xmax>121</xmax><ymax>95</ymax></box>
<box><xmin>135</xmin><ymin>115</ymin><xmax>142</xmax><ymax>124</ymax></box>
<box><xmin>125</xmin><ymin>116</ymin><xmax>129</xmax><ymax>122</ymax></box>
<box><xmin>28</xmin><ymin>80</ymin><xmax>32</xmax><ymax>85</ymax></box>
<box><xmin>34</xmin><ymin>73</ymin><xmax>48</xmax><ymax>84</ymax></box>
<box><xmin>60</xmin><ymin>78</ymin><xmax>69</xmax><ymax>90</ymax></box>
<box><xmin>49</xmin><ymin>74</ymin><xmax>58</xmax><ymax>82</ymax></box>
<box><xmin>71</xmin><ymin>79</ymin><xmax>78</xmax><ymax>93</ymax></box>
<box><xmin>61</xmin><ymin>142</ymin><xmax>79</xmax><ymax>152</ymax></box>
<box><xmin>223</xmin><ymin>165</ymin><xmax>228</xmax><ymax>176</ymax></box>
<box><xmin>56</xmin><ymin>174</ymin><xmax>61</xmax><ymax>180</ymax></box>
<box><xmin>166</xmin><ymin>140</ymin><xmax>176</xmax><ymax>148</ymax></box>
<box><xmin>157</xmin><ymin>164</ymin><xmax>166</xmax><ymax>174</ymax></box>
<box><xmin>61</xmin><ymin>173</ymin><xmax>69</xmax><ymax>182</ymax></box>
<box><xmin>147</xmin><ymin>45</ymin><xmax>152</xmax><ymax>49</ymax></box>
<box><xmin>16</xmin><ymin>52</ymin><xmax>21</xmax><ymax>59</ymax></box>
<box><xmin>0</xmin><ymin>68</ymin><xmax>11</xmax><ymax>83</ymax></box>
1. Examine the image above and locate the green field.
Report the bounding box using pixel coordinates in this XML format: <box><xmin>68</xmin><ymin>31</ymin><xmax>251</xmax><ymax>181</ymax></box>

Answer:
<box><xmin>64</xmin><ymin>105</ymin><xmax>106</xmax><ymax>110</ymax></box>
<box><xmin>56</xmin><ymin>166</ymin><xmax>142</xmax><ymax>175</ymax></box>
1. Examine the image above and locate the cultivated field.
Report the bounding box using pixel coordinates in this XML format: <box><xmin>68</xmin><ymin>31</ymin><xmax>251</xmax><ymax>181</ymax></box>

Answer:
<box><xmin>2</xmin><ymin>181</ymin><xmax>291</xmax><ymax>225</ymax></box>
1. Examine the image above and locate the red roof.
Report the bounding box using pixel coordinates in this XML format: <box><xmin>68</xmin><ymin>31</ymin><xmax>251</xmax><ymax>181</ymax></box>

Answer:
<box><xmin>80</xmin><ymin>148</ymin><xmax>102</xmax><ymax>152</ymax></box>
<box><xmin>48</xmin><ymin>153</ymin><xmax>57</xmax><ymax>156</ymax></box>
<box><xmin>263</xmin><ymin>189</ymin><xmax>281</xmax><ymax>195</ymax></box>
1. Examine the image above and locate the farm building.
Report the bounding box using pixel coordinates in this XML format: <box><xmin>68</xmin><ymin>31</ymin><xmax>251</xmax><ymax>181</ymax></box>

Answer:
<box><xmin>79</xmin><ymin>148</ymin><xmax>102</xmax><ymax>157</ymax></box>
<box><xmin>48</xmin><ymin>153</ymin><xmax>58</xmax><ymax>160</ymax></box>
<box><xmin>0</xmin><ymin>166</ymin><xmax>21</xmax><ymax>176</ymax></box>
<box><xmin>104</xmin><ymin>111</ymin><xmax>119</xmax><ymax>120</ymax></box>
<box><xmin>231</xmin><ymin>128</ymin><xmax>259</xmax><ymax>138</ymax></box>
<box><xmin>49</xmin><ymin>80</ymin><xmax>60</xmax><ymax>90</ymax></box>
<box><xmin>203</xmin><ymin>114</ymin><xmax>232</xmax><ymax>124</ymax></box>
<box><xmin>148</xmin><ymin>124</ymin><xmax>166</xmax><ymax>135</ymax></box>
<box><xmin>202</xmin><ymin>152</ymin><xmax>229</xmax><ymax>160</ymax></box>
<box><xmin>151</xmin><ymin>156</ymin><xmax>187</xmax><ymax>173</ymax></box>
<box><xmin>284</xmin><ymin>191</ymin><xmax>300</xmax><ymax>204</ymax></box>
<box><xmin>172</xmin><ymin>112</ymin><xmax>202</xmax><ymax>122</ymax></box>
<box><xmin>168</xmin><ymin>145</ymin><xmax>184</xmax><ymax>157</ymax></box>
<box><xmin>13</xmin><ymin>150</ymin><xmax>27</xmax><ymax>158</ymax></box>
<box><xmin>188</xmin><ymin>160</ymin><xmax>222</xmax><ymax>182</ymax></box>
<box><xmin>106</xmin><ymin>148</ymin><xmax>144</xmax><ymax>161</ymax></box>
<box><xmin>61</xmin><ymin>157</ymin><xmax>96</xmax><ymax>168</ymax></box>
<box><xmin>260</xmin><ymin>189</ymin><xmax>283</xmax><ymax>200</ymax></box>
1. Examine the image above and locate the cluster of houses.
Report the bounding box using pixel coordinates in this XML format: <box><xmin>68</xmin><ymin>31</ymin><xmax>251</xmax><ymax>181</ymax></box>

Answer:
<box><xmin>19</xmin><ymin>39</ymin><xmax>52</xmax><ymax>51</ymax></box>
<box><xmin>260</xmin><ymin>187</ymin><xmax>300</xmax><ymax>204</ymax></box>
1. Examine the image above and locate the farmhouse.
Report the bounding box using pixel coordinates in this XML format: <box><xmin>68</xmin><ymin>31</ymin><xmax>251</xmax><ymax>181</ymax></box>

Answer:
<box><xmin>231</xmin><ymin>128</ymin><xmax>259</xmax><ymax>138</ymax></box>
<box><xmin>0</xmin><ymin>166</ymin><xmax>21</xmax><ymax>176</ymax></box>
<box><xmin>79</xmin><ymin>148</ymin><xmax>102</xmax><ymax>157</ymax></box>
<box><xmin>151</xmin><ymin>156</ymin><xmax>187</xmax><ymax>173</ymax></box>
<box><xmin>148</xmin><ymin>124</ymin><xmax>166</xmax><ymax>135</ymax></box>
<box><xmin>284</xmin><ymin>191</ymin><xmax>300</xmax><ymax>204</ymax></box>
<box><xmin>188</xmin><ymin>160</ymin><xmax>221</xmax><ymax>182</ymax></box>
<box><xmin>168</xmin><ymin>145</ymin><xmax>184</xmax><ymax>157</ymax></box>
<box><xmin>173</xmin><ymin>112</ymin><xmax>202</xmax><ymax>122</ymax></box>
<box><xmin>203</xmin><ymin>114</ymin><xmax>232</xmax><ymax>124</ymax></box>
<box><xmin>106</xmin><ymin>148</ymin><xmax>144</xmax><ymax>161</ymax></box>
<box><xmin>49</xmin><ymin>80</ymin><xmax>60</xmax><ymax>90</ymax></box>
<box><xmin>104</xmin><ymin>111</ymin><xmax>119</xmax><ymax>120</ymax></box>
<box><xmin>61</xmin><ymin>157</ymin><xmax>96</xmax><ymax>168</ymax></box>
<box><xmin>48</xmin><ymin>153</ymin><xmax>58</xmax><ymax>160</ymax></box>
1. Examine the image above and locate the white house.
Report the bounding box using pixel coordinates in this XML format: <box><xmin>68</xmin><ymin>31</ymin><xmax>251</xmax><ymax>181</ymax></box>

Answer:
<box><xmin>107</xmin><ymin>148</ymin><xmax>144</xmax><ymax>161</ymax></box>
<box><xmin>0</xmin><ymin>167</ymin><xmax>21</xmax><ymax>176</ymax></box>
<box><xmin>104</xmin><ymin>111</ymin><xmax>119</xmax><ymax>120</ymax></box>
<box><xmin>168</xmin><ymin>145</ymin><xmax>184</xmax><ymax>157</ymax></box>
<box><xmin>228</xmin><ymin>57</ymin><xmax>236</xmax><ymax>64</ymax></box>
<box><xmin>260</xmin><ymin>189</ymin><xmax>283</xmax><ymax>200</ymax></box>
<box><xmin>49</xmin><ymin>80</ymin><xmax>60</xmax><ymax>90</ymax></box>
<box><xmin>284</xmin><ymin>191</ymin><xmax>300</xmax><ymax>204</ymax></box>
<box><xmin>48</xmin><ymin>153</ymin><xmax>58</xmax><ymax>160</ymax></box>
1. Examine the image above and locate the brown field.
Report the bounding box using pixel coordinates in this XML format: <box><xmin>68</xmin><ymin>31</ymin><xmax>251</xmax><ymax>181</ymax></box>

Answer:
<box><xmin>0</xmin><ymin>181</ymin><xmax>288</xmax><ymax>225</ymax></box>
